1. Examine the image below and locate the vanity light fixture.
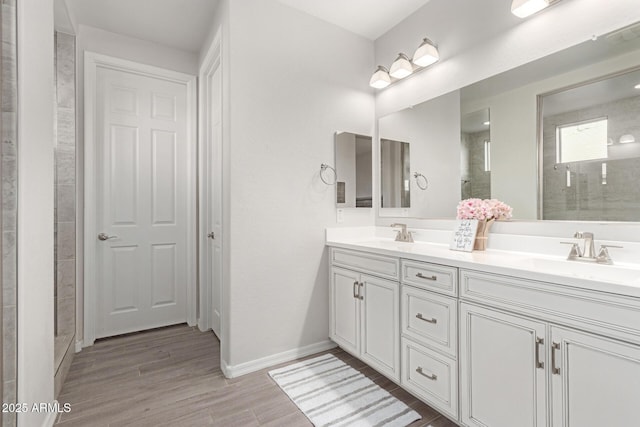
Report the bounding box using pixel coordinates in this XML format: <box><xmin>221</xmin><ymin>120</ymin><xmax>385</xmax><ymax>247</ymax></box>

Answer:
<box><xmin>369</xmin><ymin>66</ymin><xmax>391</xmax><ymax>89</ymax></box>
<box><xmin>389</xmin><ymin>53</ymin><xmax>413</xmax><ymax>79</ymax></box>
<box><xmin>370</xmin><ymin>37</ymin><xmax>440</xmax><ymax>89</ymax></box>
<box><xmin>511</xmin><ymin>0</ymin><xmax>551</xmax><ymax>18</ymax></box>
<box><xmin>635</xmin><ymin>83</ymin><xmax>640</xmax><ymax>89</ymax></box>
<box><xmin>412</xmin><ymin>38</ymin><xmax>439</xmax><ymax>67</ymax></box>
<box><xmin>619</xmin><ymin>134</ymin><xmax>636</xmax><ymax>144</ymax></box>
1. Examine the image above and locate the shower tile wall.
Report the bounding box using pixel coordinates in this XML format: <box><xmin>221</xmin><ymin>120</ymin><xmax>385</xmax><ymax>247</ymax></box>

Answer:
<box><xmin>54</xmin><ymin>31</ymin><xmax>76</xmax><ymax>397</ymax></box>
<box><xmin>543</xmin><ymin>95</ymin><xmax>640</xmax><ymax>221</ymax></box>
<box><xmin>460</xmin><ymin>130</ymin><xmax>491</xmax><ymax>199</ymax></box>
<box><xmin>2</xmin><ymin>0</ymin><xmax>18</xmax><ymax>425</ymax></box>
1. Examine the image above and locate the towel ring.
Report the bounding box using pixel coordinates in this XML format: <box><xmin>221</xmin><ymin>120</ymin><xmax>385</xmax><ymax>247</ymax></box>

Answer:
<box><xmin>414</xmin><ymin>172</ymin><xmax>429</xmax><ymax>190</ymax></box>
<box><xmin>320</xmin><ymin>163</ymin><xmax>337</xmax><ymax>185</ymax></box>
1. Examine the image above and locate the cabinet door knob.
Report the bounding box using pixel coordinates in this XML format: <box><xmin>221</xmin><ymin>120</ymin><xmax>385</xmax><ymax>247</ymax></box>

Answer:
<box><xmin>416</xmin><ymin>367</ymin><xmax>437</xmax><ymax>380</ymax></box>
<box><xmin>416</xmin><ymin>313</ymin><xmax>437</xmax><ymax>324</ymax></box>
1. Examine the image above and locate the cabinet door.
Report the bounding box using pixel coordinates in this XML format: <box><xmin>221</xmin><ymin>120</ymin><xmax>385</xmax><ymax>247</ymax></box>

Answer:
<box><xmin>329</xmin><ymin>267</ymin><xmax>361</xmax><ymax>355</ymax></box>
<box><xmin>551</xmin><ymin>326</ymin><xmax>640</xmax><ymax>427</ymax></box>
<box><xmin>360</xmin><ymin>274</ymin><xmax>400</xmax><ymax>381</ymax></box>
<box><xmin>460</xmin><ymin>303</ymin><xmax>547</xmax><ymax>427</ymax></box>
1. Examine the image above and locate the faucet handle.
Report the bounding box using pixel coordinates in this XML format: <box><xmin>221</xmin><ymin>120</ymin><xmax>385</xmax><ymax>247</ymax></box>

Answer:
<box><xmin>596</xmin><ymin>245</ymin><xmax>623</xmax><ymax>265</ymax></box>
<box><xmin>560</xmin><ymin>241</ymin><xmax>583</xmax><ymax>258</ymax></box>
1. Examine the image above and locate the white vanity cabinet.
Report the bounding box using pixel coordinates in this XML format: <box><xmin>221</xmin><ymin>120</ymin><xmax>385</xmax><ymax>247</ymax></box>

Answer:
<box><xmin>400</xmin><ymin>260</ymin><xmax>459</xmax><ymax>420</ymax></box>
<box><xmin>460</xmin><ymin>269</ymin><xmax>640</xmax><ymax>427</ymax></box>
<box><xmin>329</xmin><ymin>249</ymin><xmax>400</xmax><ymax>382</ymax></box>
<box><xmin>327</xmin><ymin>237</ymin><xmax>640</xmax><ymax>427</ymax></box>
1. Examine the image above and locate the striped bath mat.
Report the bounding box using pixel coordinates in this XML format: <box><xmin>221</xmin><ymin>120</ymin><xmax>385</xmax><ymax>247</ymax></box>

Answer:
<box><xmin>268</xmin><ymin>353</ymin><xmax>421</xmax><ymax>427</ymax></box>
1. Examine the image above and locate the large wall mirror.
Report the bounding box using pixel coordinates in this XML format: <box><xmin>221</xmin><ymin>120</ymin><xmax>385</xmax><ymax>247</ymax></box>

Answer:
<box><xmin>335</xmin><ymin>132</ymin><xmax>373</xmax><ymax>208</ymax></box>
<box><xmin>378</xmin><ymin>20</ymin><xmax>640</xmax><ymax>221</ymax></box>
<box><xmin>540</xmin><ymin>67</ymin><xmax>640</xmax><ymax>221</ymax></box>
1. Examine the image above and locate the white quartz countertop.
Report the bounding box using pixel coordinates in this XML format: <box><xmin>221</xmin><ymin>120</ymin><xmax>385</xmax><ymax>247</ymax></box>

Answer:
<box><xmin>326</xmin><ymin>227</ymin><xmax>640</xmax><ymax>299</ymax></box>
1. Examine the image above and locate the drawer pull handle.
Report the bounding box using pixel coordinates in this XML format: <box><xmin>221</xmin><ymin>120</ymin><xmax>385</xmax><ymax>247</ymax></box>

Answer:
<box><xmin>416</xmin><ymin>273</ymin><xmax>437</xmax><ymax>281</ymax></box>
<box><xmin>416</xmin><ymin>313</ymin><xmax>437</xmax><ymax>324</ymax></box>
<box><xmin>552</xmin><ymin>342</ymin><xmax>561</xmax><ymax>375</ymax></box>
<box><xmin>535</xmin><ymin>337</ymin><xmax>544</xmax><ymax>369</ymax></box>
<box><xmin>416</xmin><ymin>367</ymin><xmax>437</xmax><ymax>381</ymax></box>
<box><xmin>353</xmin><ymin>281</ymin><xmax>359</xmax><ymax>299</ymax></box>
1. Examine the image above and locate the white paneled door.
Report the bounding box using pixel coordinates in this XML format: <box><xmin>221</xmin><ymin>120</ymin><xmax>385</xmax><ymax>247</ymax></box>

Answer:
<box><xmin>93</xmin><ymin>64</ymin><xmax>191</xmax><ymax>339</ymax></box>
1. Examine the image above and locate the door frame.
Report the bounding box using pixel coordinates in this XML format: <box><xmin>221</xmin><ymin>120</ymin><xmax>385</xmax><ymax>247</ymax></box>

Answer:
<box><xmin>83</xmin><ymin>52</ymin><xmax>197</xmax><ymax>347</ymax></box>
<box><xmin>197</xmin><ymin>29</ymin><xmax>223</xmax><ymax>335</ymax></box>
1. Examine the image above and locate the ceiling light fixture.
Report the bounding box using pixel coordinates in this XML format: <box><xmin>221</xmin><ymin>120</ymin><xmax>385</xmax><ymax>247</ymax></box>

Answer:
<box><xmin>412</xmin><ymin>38</ymin><xmax>439</xmax><ymax>67</ymax></box>
<box><xmin>389</xmin><ymin>53</ymin><xmax>413</xmax><ymax>79</ymax></box>
<box><xmin>511</xmin><ymin>0</ymin><xmax>551</xmax><ymax>18</ymax></box>
<box><xmin>619</xmin><ymin>134</ymin><xmax>636</xmax><ymax>144</ymax></box>
<box><xmin>369</xmin><ymin>66</ymin><xmax>391</xmax><ymax>89</ymax></box>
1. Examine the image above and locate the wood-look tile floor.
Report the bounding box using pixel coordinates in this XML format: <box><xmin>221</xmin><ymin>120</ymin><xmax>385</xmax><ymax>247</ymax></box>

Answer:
<box><xmin>55</xmin><ymin>324</ymin><xmax>457</xmax><ymax>426</ymax></box>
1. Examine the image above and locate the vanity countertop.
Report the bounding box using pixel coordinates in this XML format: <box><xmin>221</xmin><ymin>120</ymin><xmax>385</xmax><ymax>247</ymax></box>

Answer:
<box><xmin>326</xmin><ymin>227</ymin><xmax>640</xmax><ymax>299</ymax></box>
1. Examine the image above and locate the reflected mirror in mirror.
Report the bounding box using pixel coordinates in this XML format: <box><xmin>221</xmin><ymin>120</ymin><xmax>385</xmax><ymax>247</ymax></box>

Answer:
<box><xmin>334</xmin><ymin>132</ymin><xmax>372</xmax><ymax>208</ymax></box>
<box><xmin>540</xmin><ymin>67</ymin><xmax>640</xmax><ymax>221</ymax></box>
<box><xmin>380</xmin><ymin>139</ymin><xmax>410</xmax><ymax>208</ymax></box>
<box><xmin>378</xmin><ymin>91</ymin><xmax>461</xmax><ymax>218</ymax></box>
<box><xmin>461</xmin><ymin>109</ymin><xmax>491</xmax><ymax>200</ymax></box>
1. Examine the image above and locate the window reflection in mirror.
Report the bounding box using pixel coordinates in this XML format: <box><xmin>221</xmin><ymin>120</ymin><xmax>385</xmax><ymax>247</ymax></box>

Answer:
<box><xmin>541</xmin><ymin>67</ymin><xmax>640</xmax><ymax>221</ymax></box>
<box><xmin>460</xmin><ymin>109</ymin><xmax>491</xmax><ymax>199</ymax></box>
<box><xmin>335</xmin><ymin>132</ymin><xmax>373</xmax><ymax>208</ymax></box>
<box><xmin>380</xmin><ymin>139</ymin><xmax>410</xmax><ymax>208</ymax></box>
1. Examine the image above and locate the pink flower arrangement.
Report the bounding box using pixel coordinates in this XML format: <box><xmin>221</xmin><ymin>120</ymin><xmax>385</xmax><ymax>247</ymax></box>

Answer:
<box><xmin>456</xmin><ymin>198</ymin><xmax>512</xmax><ymax>221</ymax></box>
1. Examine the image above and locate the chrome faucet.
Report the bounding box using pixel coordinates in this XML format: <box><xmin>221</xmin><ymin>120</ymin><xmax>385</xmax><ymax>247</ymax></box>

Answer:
<box><xmin>561</xmin><ymin>231</ymin><xmax>623</xmax><ymax>265</ymax></box>
<box><xmin>390</xmin><ymin>223</ymin><xmax>414</xmax><ymax>243</ymax></box>
<box><xmin>574</xmin><ymin>231</ymin><xmax>596</xmax><ymax>258</ymax></box>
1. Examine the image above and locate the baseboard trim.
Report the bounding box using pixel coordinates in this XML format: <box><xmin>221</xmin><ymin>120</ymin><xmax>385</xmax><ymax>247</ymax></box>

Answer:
<box><xmin>42</xmin><ymin>402</ymin><xmax>59</xmax><ymax>427</ymax></box>
<box><xmin>75</xmin><ymin>340</ymin><xmax>83</xmax><ymax>353</ymax></box>
<box><xmin>223</xmin><ymin>340</ymin><xmax>337</xmax><ymax>378</ymax></box>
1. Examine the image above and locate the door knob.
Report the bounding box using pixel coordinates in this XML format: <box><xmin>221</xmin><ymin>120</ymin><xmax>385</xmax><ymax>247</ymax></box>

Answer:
<box><xmin>207</xmin><ymin>232</ymin><xmax>215</xmax><ymax>239</ymax></box>
<box><xmin>97</xmin><ymin>233</ymin><xmax>118</xmax><ymax>241</ymax></box>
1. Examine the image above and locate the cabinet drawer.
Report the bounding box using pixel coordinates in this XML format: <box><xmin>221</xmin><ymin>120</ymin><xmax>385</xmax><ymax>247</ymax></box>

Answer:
<box><xmin>401</xmin><ymin>337</ymin><xmax>458</xmax><ymax>420</ymax></box>
<box><xmin>331</xmin><ymin>248</ymin><xmax>399</xmax><ymax>280</ymax></box>
<box><xmin>401</xmin><ymin>260</ymin><xmax>457</xmax><ymax>296</ymax></box>
<box><xmin>401</xmin><ymin>286</ymin><xmax>457</xmax><ymax>358</ymax></box>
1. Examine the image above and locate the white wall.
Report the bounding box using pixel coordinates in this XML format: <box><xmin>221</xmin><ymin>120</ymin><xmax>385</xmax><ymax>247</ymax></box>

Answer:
<box><xmin>17</xmin><ymin>0</ymin><xmax>56</xmax><ymax>425</ymax></box>
<box><xmin>379</xmin><ymin>91</ymin><xmax>461</xmax><ymax>218</ymax></box>
<box><xmin>75</xmin><ymin>25</ymin><xmax>199</xmax><ymax>344</ymax></box>
<box><xmin>223</xmin><ymin>0</ymin><xmax>375</xmax><ymax>369</ymax></box>
<box><xmin>375</xmin><ymin>0</ymin><xmax>640</xmax><ymax>117</ymax></box>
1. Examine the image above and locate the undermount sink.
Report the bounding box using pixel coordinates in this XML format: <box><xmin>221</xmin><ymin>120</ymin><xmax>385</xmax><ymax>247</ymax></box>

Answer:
<box><xmin>523</xmin><ymin>257</ymin><xmax>640</xmax><ymax>285</ymax></box>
